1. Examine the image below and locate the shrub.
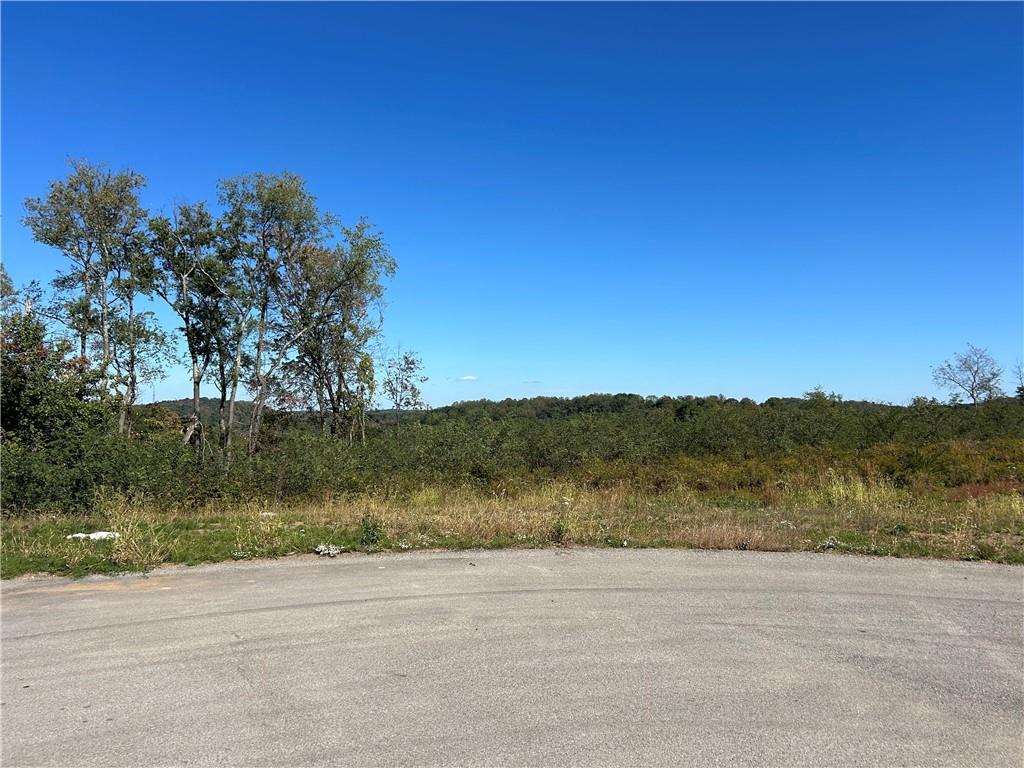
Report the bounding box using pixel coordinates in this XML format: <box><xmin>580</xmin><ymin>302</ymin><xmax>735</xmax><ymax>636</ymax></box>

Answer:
<box><xmin>359</xmin><ymin>513</ymin><xmax>385</xmax><ymax>547</ymax></box>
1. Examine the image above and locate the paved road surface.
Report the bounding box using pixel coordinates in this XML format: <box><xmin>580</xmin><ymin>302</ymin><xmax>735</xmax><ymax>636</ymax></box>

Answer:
<box><xmin>2</xmin><ymin>549</ymin><xmax>1022</xmax><ymax>767</ymax></box>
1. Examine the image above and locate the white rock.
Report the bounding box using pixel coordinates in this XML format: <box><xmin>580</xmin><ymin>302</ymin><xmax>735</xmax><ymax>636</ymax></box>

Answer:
<box><xmin>66</xmin><ymin>531</ymin><xmax>120</xmax><ymax>541</ymax></box>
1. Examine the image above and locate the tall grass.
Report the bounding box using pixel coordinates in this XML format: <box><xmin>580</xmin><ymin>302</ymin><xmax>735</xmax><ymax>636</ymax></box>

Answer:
<box><xmin>99</xmin><ymin>491</ymin><xmax>167</xmax><ymax>571</ymax></box>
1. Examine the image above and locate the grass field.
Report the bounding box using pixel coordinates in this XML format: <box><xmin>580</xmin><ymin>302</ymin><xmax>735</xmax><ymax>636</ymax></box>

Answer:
<box><xmin>3</xmin><ymin>476</ymin><xmax>1022</xmax><ymax>578</ymax></box>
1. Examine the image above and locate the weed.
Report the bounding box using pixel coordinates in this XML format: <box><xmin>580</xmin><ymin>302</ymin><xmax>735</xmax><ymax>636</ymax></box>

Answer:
<box><xmin>359</xmin><ymin>513</ymin><xmax>385</xmax><ymax>547</ymax></box>
<box><xmin>232</xmin><ymin>506</ymin><xmax>288</xmax><ymax>559</ymax></box>
<box><xmin>549</xmin><ymin>518</ymin><xmax>568</xmax><ymax>545</ymax></box>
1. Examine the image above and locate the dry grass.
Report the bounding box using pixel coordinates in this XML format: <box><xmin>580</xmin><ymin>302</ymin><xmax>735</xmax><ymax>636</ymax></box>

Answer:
<box><xmin>100</xmin><ymin>492</ymin><xmax>168</xmax><ymax>571</ymax></box>
<box><xmin>3</xmin><ymin>480</ymin><xmax>1022</xmax><ymax>577</ymax></box>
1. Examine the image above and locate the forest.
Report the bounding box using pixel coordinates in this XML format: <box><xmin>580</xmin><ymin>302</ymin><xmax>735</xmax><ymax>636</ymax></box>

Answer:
<box><xmin>2</xmin><ymin>161</ymin><xmax>1023</xmax><ymax>575</ymax></box>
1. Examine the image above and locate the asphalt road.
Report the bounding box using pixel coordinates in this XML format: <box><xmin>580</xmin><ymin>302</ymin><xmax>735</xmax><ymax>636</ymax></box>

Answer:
<box><xmin>2</xmin><ymin>549</ymin><xmax>1022</xmax><ymax>767</ymax></box>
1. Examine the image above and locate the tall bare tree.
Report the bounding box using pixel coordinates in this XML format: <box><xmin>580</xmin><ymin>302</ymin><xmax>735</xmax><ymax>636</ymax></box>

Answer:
<box><xmin>932</xmin><ymin>344</ymin><xmax>1004</xmax><ymax>405</ymax></box>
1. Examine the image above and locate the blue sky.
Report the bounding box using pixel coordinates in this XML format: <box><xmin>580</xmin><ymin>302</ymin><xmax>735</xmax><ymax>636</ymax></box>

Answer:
<box><xmin>3</xmin><ymin>2</ymin><xmax>1021</xmax><ymax>406</ymax></box>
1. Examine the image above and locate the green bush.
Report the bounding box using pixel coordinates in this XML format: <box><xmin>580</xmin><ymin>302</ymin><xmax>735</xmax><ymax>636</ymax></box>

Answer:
<box><xmin>359</xmin><ymin>513</ymin><xmax>385</xmax><ymax>547</ymax></box>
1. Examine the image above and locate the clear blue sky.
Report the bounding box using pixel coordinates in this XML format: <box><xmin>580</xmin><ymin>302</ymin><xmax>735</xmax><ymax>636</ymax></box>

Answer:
<box><xmin>3</xmin><ymin>2</ymin><xmax>1021</xmax><ymax>406</ymax></box>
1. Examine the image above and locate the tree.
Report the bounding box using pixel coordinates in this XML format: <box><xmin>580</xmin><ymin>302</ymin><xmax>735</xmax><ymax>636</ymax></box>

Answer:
<box><xmin>275</xmin><ymin>220</ymin><xmax>395</xmax><ymax>442</ymax></box>
<box><xmin>202</xmin><ymin>239</ymin><xmax>254</xmax><ymax>458</ymax></box>
<box><xmin>1</xmin><ymin>309</ymin><xmax>110</xmax><ymax>449</ymax></box>
<box><xmin>351</xmin><ymin>352</ymin><xmax>377</xmax><ymax>444</ymax></box>
<box><xmin>932</xmin><ymin>344</ymin><xmax>1004</xmax><ymax>405</ymax></box>
<box><xmin>107</xmin><ymin>215</ymin><xmax>170</xmax><ymax>435</ymax></box>
<box><xmin>0</xmin><ymin>264</ymin><xmax>19</xmax><ymax>316</ymax></box>
<box><xmin>22</xmin><ymin>160</ymin><xmax>104</xmax><ymax>361</ymax></box>
<box><xmin>383</xmin><ymin>350</ymin><xmax>428</xmax><ymax>424</ymax></box>
<box><xmin>149</xmin><ymin>203</ymin><xmax>222</xmax><ymax>448</ymax></box>
<box><xmin>22</xmin><ymin>160</ymin><xmax>169</xmax><ymax>433</ymax></box>
<box><xmin>1013</xmin><ymin>360</ymin><xmax>1024</xmax><ymax>404</ymax></box>
<box><xmin>216</xmin><ymin>172</ymin><xmax>335</xmax><ymax>454</ymax></box>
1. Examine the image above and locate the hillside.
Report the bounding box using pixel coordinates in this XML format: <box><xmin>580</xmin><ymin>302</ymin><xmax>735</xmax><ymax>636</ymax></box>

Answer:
<box><xmin>139</xmin><ymin>398</ymin><xmax>262</xmax><ymax>431</ymax></box>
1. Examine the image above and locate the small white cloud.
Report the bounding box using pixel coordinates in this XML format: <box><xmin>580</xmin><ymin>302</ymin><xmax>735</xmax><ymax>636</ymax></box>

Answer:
<box><xmin>456</xmin><ymin>375</ymin><xmax>480</xmax><ymax>382</ymax></box>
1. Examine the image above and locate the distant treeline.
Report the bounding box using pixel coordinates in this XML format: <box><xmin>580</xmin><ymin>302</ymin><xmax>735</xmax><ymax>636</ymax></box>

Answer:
<box><xmin>422</xmin><ymin>392</ymin><xmax>1024</xmax><ymax>449</ymax></box>
<box><xmin>145</xmin><ymin>389</ymin><xmax>1024</xmax><ymax>455</ymax></box>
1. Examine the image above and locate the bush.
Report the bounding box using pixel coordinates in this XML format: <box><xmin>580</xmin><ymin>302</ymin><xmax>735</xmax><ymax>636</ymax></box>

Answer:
<box><xmin>3</xmin><ymin>390</ymin><xmax>1023</xmax><ymax>515</ymax></box>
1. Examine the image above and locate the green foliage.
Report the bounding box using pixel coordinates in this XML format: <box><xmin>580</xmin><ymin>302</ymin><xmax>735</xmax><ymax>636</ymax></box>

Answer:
<box><xmin>549</xmin><ymin>518</ymin><xmax>568</xmax><ymax>545</ymax></box>
<box><xmin>0</xmin><ymin>264</ymin><xmax>18</xmax><ymax>315</ymax></box>
<box><xmin>1</xmin><ymin>311</ymin><xmax>112</xmax><ymax>450</ymax></box>
<box><xmin>21</xmin><ymin>159</ymin><xmax>171</xmax><ymax>431</ymax></box>
<box><xmin>359</xmin><ymin>513</ymin><xmax>385</xmax><ymax>547</ymax></box>
<box><xmin>382</xmin><ymin>350</ymin><xmax>427</xmax><ymax>421</ymax></box>
<box><xmin>4</xmin><ymin>389</ymin><xmax>1022</xmax><ymax>516</ymax></box>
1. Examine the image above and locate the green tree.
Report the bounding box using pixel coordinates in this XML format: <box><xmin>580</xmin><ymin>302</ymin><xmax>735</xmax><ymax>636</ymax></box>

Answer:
<box><xmin>351</xmin><ymin>352</ymin><xmax>377</xmax><ymax>444</ymax></box>
<box><xmin>108</xmin><ymin>221</ymin><xmax>170</xmax><ymax>435</ymax></box>
<box><xmin>0</xmin><ymin>264</ymin><xmax>20</xmax><ymax>316</ymax></box>
<box><xmin>149</xmin><ymin>203</ymin><xmax>222</xmax><ymax>447</ymax></box>
<box><xmin>277</xmin><ymin>220</ymin><xmax>395</xmax><ymax>442</ymax></box>
<box><xmin>216</xmin><ymin>172</ymin><xmax>334</xmax><ymax>453</ymax></box>
<box><xmin>22</xmin><ymin>160</ymin><xmax>168</xmax><ymax>433</ymax></box>
<box><xmin>1</xmin><ymin>310</ymin><xmax>110</xmax><ymax>449</ymax></box>
<box><xmin>21</xmin><ymin>160</ymin><xmax>103</xmax><ymax>360</ymax></box>
<box><xmin>383</xmin><ymin>350</ymin><xmax>428</xmax><ymax>424</ymax></box>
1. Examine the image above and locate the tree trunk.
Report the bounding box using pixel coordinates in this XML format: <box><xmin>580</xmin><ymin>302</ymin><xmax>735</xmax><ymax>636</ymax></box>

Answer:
<box><xmin>78</xmin><ymin>258</ymin><xmax>93</xmax><ymax>362</ymax></box>
<box><xmin>246</xmin><ymin>299</ymin><xmax>269</xmax><ymax>455</ymax></box>
<box><xmin>314</xmin><ymin>385</ymin><xmax>327</xmax><ymax>434</ymax></box>
<box><xmin>246</xmin><ymin>311</ymin><xmax>318</xmax><ymax>454</ymax></box>
<box><xmin>248</xmin><ymin>389</ymin><xmax>267</xmax><ymax>455</ymax></box>
<box><xmin>118</xmin><ymin>379</ymin><xmax>135</xmax><ymax>436</ymax></box>
<box><xmin>98</xmin><ymin>274</ymin><xmax>113</xmax><ymax>392</ymax></box>
<box><xmin>183</xmin><ymin>357</ymin><xmax>203</xmax><ymax>449</ymax></box>
<box><xmin>217</xmin><ymin>358</ymin><xmax>229</xmax><ymax>450</ymax></box>
<box><xmin>225</xmin><ymin>334</ymin><xmax>244</xmax><ymax>463</ymax></box>
<box><xmin>324</xmin><ymin>377</ymin><xmax>341</xmax><ymax>438</ymax></box>
<box><xmin>117</xmin><ymin>293</ymin><xmax>138</xmax><ymax>436</ymax></box>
